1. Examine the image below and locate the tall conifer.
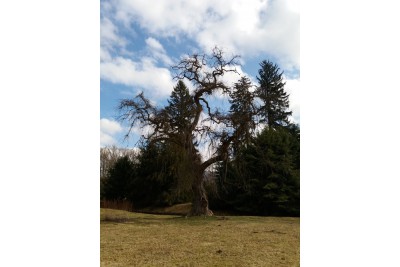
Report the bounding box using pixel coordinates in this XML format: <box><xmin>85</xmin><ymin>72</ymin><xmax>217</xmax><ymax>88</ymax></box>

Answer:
<box><xmin>256</xmin><ymin>60</ymin><xmax>292</xmax><ymax>127</ymax></box>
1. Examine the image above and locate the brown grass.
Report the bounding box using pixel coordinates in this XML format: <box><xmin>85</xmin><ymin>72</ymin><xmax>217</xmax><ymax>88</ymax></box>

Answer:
<box><xmin>101</xmin><ymin>208</ymin><xmax>299</xmax><ymax>266</ymax></box>
<box><xmin>101</xmin><ymin>199</ymin><xmax>134</xmax><ymax>212</ymax></box>
<box><xmin>134</xmin><ymin>202</ymin><xmax>192</xmax><ymax>215</ymax></box>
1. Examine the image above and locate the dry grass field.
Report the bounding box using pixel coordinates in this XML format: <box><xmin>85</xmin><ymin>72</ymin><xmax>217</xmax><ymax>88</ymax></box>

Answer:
<box><xmin>101</xmin><ymin>208</ymin><xmax>299</xmax><ymax>266</ymax></box>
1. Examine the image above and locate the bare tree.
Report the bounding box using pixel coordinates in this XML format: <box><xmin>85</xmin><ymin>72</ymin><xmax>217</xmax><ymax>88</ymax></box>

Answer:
<box><xmin>118</xmin><ymin>47</ymin><xmax>256</xmax><ymax>216</ymax></box>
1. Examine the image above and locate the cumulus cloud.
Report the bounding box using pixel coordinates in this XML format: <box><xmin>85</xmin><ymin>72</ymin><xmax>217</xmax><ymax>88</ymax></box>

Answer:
<box><xmin>100</xmin><ymin>0</ymin><xmax>300</xmax><ymax>149</ymax></box>
<box><xmin>108</xmin><ymin>0</ymin><xmax>299</xmax><ymax>70</ymax></box>
<box><xmin>100</xmin><ymin>56</ymin><xmax>175</xmax><ymax>98</ymax></box>
<box><xmin>100</xmin><ymin>46</ymin><xmax>112</xmax><ymax>61</ymax></box>
<box><xmin>145</xmin><ymin>37</ymin><xmax>165</xmax><ymax>52</ymax></box>
<box><xmin>100</xmin><ymin>118</ymin><xmax>123</xmax><ymax>146</ymax></box>
<box><xmin>100</xmin><ymin>22</ymin><xmax>175</xmax><ymax>100</ymax></box>
<box><xmin>284</xmin><ymin>77</ymin><xmax>300</xmax><ymax>124</ymax></box>
<box><xmin>197</xmin><ymin>0</ymin><xmax>299</xmax><ymax>71</ymax></box>
<box><xmin>100</xmin><ymin>0</ymin><xmax>299</xmax><ymax>100</ymax></box>
<box><xmin>145</xmin><ymin>37</ymin><xmax>173</xmax><ymax>65</ymax></box>
<box><xmin>220</xmin><ymin>65</ymin><xmax>253</xmax><ymax>88</ymax></box>
<box><xmin>101</xmin><ymin>132</ymin><xmax>118</xmax><ymax>147</ymax></box>
<box><xmin>100</xmin><ymin>17</ymin><xmax>127</xmax><ymax>50</ymax></box>
<box><xmin>114</xmin><ymin>0</ymin><xmax>210</xmax><ymax>36</ymax></box>
<box><xmin>129</xmin><ymin>124</ymin><xmax>155</xmax><ymax>138</ymax></box>
<box><xmin>101</xmin><ymin>118</ymin><xmax>123</xmax><ymax>134</ymax></box>
<box><xmin>100</xmin><ymin>18</ymin><xmax>175</xmax><ymax>98</ymax></box>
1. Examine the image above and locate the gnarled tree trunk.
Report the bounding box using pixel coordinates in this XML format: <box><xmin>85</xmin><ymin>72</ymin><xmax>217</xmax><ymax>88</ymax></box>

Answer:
<box><xmin>189</xmin><ymin>173</ymin><xmax>213</xmax><ymax>216</ymax></box>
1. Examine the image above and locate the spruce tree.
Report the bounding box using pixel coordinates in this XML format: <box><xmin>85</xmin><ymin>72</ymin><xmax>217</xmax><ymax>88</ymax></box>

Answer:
<box><xmin>229</xmin><ymin>76</ymin><xmax>256</xmax><ymax>151</ymax></box>
<box><xmin>165</xmin><ymin>80</ymin><xmax>195</xmax><ymax>132</ymax></box>
<box><xmin>256</xmin><ymin>60</ymin><xmax>292</xmax><ymax>127</ymax></box>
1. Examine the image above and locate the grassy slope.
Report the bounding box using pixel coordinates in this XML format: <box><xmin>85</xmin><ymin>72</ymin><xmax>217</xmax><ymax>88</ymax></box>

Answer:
<box><xmin>101</xmin><ymin>208</ymin><xmax>300</xmax><ymax>266</ymax></box>
<box><xmin>134</xmin><ymin>203</ymin><xmax>193</xmax><ymax>216</ymax></box>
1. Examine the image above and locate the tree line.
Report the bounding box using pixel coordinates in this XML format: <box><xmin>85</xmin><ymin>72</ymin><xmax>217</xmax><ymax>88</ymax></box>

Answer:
<box><xmin>101</xmin><ymin>47</ymin><xmax>300</xmax><ymax>216</ymax></box>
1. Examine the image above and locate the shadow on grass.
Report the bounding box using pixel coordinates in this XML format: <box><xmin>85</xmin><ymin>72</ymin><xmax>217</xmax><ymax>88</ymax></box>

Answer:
<box><xmin>101</xmin><ymin>212</ymin><xmax>185</xmax><ymax>225</ymax></box>
<box><xmin>101</xmin><ymin>212</ymin><xmax>222</xmax><ymax>226</ymax></box>
<box><xmin>100</xmin><ymin>208</ymin><xmax>288</xmax><ymax>227</ymax></box>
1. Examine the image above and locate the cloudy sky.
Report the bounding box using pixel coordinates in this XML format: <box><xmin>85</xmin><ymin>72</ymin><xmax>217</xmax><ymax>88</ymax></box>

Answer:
<box><xmin>100</xmin><ymin>0</ymin><xmax>300</xmax><ymax>148</ymax></box>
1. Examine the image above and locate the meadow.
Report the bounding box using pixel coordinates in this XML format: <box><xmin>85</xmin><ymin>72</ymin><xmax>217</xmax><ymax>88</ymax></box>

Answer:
<box><xmin>101</xmin><ymin>208</ymin><xmax>299</xmax><ymax>266</ymax></box>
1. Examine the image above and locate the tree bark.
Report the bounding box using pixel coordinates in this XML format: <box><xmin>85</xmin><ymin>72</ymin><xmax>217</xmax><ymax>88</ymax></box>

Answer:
<box><xmin>189</xmin><ymin>173</ymin><xmax>213</xmax><ymax>216</ymax></box>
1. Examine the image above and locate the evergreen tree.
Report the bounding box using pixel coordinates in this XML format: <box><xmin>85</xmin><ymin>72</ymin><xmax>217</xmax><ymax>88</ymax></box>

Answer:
<box><xmin>229</xmin><ymin>76</ymin><xmax>256</xmax><ymax>152</ymax></box>
<box><xmin>131</xmin><ymin>142</ymin><xmax>171</xmax><ymax>207</ymax></box>
<box><xmin>213</xmin><ymin>126</ymin><xmax>300</xmax><ymax>216</ymax></box>
<box><xmin>165</xmin><ymin>80</ymin><xmax>195</xmax><ymax>132</ymax></box>
<box><xmin>102</xmin><ymin>156</ymin><xmax>136</xmax><ymax>200</ymax></box>
<box><xmin>251</xmin><ymin>126</ymin><xmax>300</xmax><ymax>215</ymax></box>
<box><xmin>256</xmin><ymin>60</ymin><xmax>292</xmax><ymax>128</ymax></box>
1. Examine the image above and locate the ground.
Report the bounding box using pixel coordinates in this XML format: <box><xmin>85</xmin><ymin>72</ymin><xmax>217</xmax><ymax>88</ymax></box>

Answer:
<box><xmin>100</xmin><ymin>208</ymin><xmax>300</xmax><ymax>266</ymax></box>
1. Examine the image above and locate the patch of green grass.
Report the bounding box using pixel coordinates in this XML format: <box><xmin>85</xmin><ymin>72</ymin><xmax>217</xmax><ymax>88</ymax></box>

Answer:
<box><xmin>101</xmin><ymin>208</ymin><xmax>299</xmax><ymax>266</ymax></box>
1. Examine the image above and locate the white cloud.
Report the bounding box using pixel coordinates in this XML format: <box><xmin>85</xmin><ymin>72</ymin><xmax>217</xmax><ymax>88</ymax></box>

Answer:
<box><xmin>197</xmin><ymin>0</ymin><xmax>299</xmax><ymax>71</ymax></box>
<box><xmin>285</xmin><ymin>0</ymin><xmax>300</xmax><ymax>13</ymax></box>
<box><xmin>285</xmin><ymin>77</ymin><xmax>300</xmax><ymax>124</ymax></box>
<box><xmin>100</xmin><ymin>0</ymin><xmax>299</xmax><ymax>103</ymax></box>
<box><xmin>145</xmin><ymin>37</ymin><xmax>173</xmax><ymax>65</ymax></box>
<box><xmin>101</xmin><ymin>132</ymin><xmax>118</xmax><ymax>147</ymax></box>
<box><xmin>100</xmin><ymin>56</ymin><xmax>175</xmax><ymax>98</ymax></box>
<box><xmin>109</xmin><ymin>0</ymin><xmax>299</xmax><ymax>70</ymax></box>
<box><xmin>100</xmin><ymin>25</ymin><xmax>175</xmax><ymax>98</ymax></box>
<box><xmin>100</xmin><ymin>21</ymin><xmax>175</xmax><ymax>99</ymax></box>
<box><xmin>101</xmin><ymin>118</ymin><xmax>123</xmax><ymax>134</ymax></box>
<box><xmin>145</xmin><ymin>37</ymin><xmax>165</xmax><ymax>53</ymax></box>
<box><xmin>100</xmin><ymin>0</ymin><xmax>300</xmax><ymax>148</ymax></box>
<box><xmin>100</xmin><ymin>47</ymin><xmax>112</xmax><ymax>61</ymax></box>
<box><xmin>100</xmin><ymin>17</ymin><xmax>126</xmax><ymax>50</ymax></box>
<box><xmin>100</xmin><ymin>118</ymin><xmax>123</xmax><ymax>146</ymax></box>
<box><xmin>100</xmin><ymin>11</ymin><xmax>174</xmax><ymax>97</ymax></box>
<box><xmin>114</xmin><ymin>0</ymin><xmax>210</xmax><ymax>36</ymax></box>
<box><xmin>130</xmin><ymin>124</ymin><xmax>154</xmax><ymax>138</ymax></box>
<box><xmin>220</xmin><ymin>65</ymin><xmax>253</xmax><ymax>89</ymax></box>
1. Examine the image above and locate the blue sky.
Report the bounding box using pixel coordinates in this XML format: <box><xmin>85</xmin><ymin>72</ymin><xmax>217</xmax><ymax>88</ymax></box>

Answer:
<box><xmin>100</xmin><ymin>0</ymin><xmax>300</xmax><ymax>148</ymax></box>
